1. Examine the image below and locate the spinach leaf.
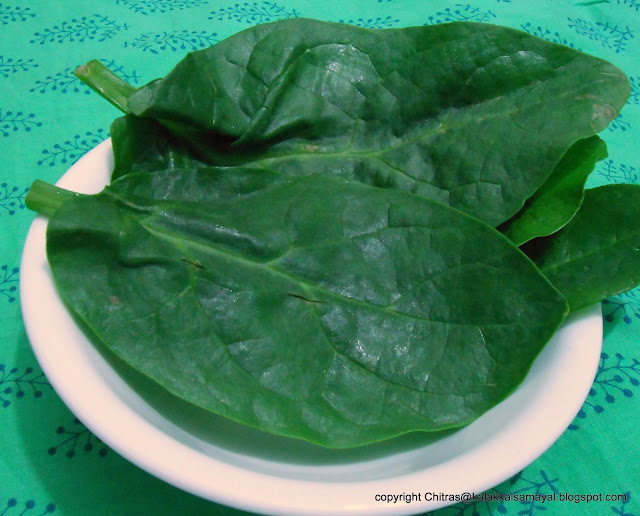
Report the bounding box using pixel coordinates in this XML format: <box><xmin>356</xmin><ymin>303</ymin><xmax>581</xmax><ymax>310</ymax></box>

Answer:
<box><xmin>110</xmin><ymin>115</ymin><xmax>206</xmax><ymax>180</ymax></box>
<box><xmin>27</xmin><ymin>169</ymin><xmax>568</xmax><ymax>447</ymax></box>
<box><xmin>77</xmin><ymin>19</ymin><xmax>630</xmax><ymax>227</ymax></box>
<box><xmin>499</xmin><ymin>136</ymin><xmax>608</xmax><ymax>245</ymax></box>
<box><xmin>525</xmin><ymin>184</ymin><xmax>640</xmax><ymax>311</ymax></box>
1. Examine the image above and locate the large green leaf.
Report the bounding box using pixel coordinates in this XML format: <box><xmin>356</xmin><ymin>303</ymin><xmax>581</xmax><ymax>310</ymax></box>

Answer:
<box><xmin>121</xmin><ymin>19</ymin><xmax>629</xmax><ymax>226</ymax></box>
<box><xmin>526</xmin><ymin>184</ymin><xmax>640</xmax><ymax>311</ymax></box>
<box><xmin>32</xmin><ymin>169</ymin><xmax>567</xmax><ymax>448</ymax></box>
<box><xmin>499</xmin><ymin>136</ymin><xmax>608</xmax><ymax>245</ymax></box>
<box><xmin>110</xmin><ymin>115</ymin><xmax>205</xmax><ymax>180</ymax></box>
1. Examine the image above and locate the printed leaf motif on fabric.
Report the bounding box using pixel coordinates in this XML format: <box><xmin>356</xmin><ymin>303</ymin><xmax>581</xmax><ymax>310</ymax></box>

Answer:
<box><xmin>520</xmin><ymin>22</ymin><xmax>579</xmax><ymax>48</ymax></box>
<box><xmin>116</xmin><ymin>0</ymin><xmax>208</xmax><ymax>15</ymax></box>
<box><xmin>47</xmin><ymin>417</ymin><xmax>108</xmax><ymax>458</ymax></box>
<box><xmin>612</xmin><ymin>0</ymin><xmax>640</xmax><ymax>12</ymax></box>
<box><xmin>0</xmin><ymin>364</ymin><xmax>50</xmax><ymax>408</ymax></box>
<box><xmin>37</xmin><ymin>129</ymin><xmax>107</xmax><ymax>167</ymax></box>
<box><xmin>0</xmin><ymin>3</ymin><xmax>35</xmax><ymax>25</ymax></box>
<box><xmin>425</xmin><ymin>4</ymin><xmax>497</xmax><ymax>25</ymax></box>
<box><xmin>611</xmin><ymin>492</ymin><xmax>638</xmax><ymax>516</ymax></box>
<box><xmin>505</xmin><ymin>470</ymin><xmax>560</xmax><ymax>516</ymax></box>
<box><xmin>597</xmin><ymin>159</ymin><xmax>638</xmax><ymax>184</ymax></box>
<box><xmin>30</xmin><ymin>15</ymin><xmax>127</xmax><ymax>45</ymax></box>
<box><xmin>568</xmin><ymin>18</ymin><xmax>634</xmax><ymax>53</ymax></box>
<box><xmin>603</xmin><ymin>289</ymin><xmax>640</xmax><ymax>324</ymax></box>
<box><xmin>0</xmin><ymin>265</ymin><xmax>19</xmax><ymax>303</ymax></box>
<box><xmin>609</xmin><ymin>113</ymin><xmax>632</xmax><ymax>133</ymax></box>
<box><xmin>209</xmin><ymin>2</ymin><xmax>299</xmax><ymax>24</ymax></box>
<box><xmin>124</xmin><ymin>30</ymin><xmax>219</xmax><ymax>53</ymax></box>
<box><xmin>0</xmin><ymin>56</ymin><xmax>38</xmax><ymax>78</ymax></box>
<box><xmin>0</xmin><ymin>108</ymin><xmax>42</xmax><ymax>137</ymax></box>
<box><xmin>569</xmin><ymin>352</ymin><xmax>640</xmax><ymax>430</ymax></box>
<box><xmin>339</xmin><ymin>16</ymin><xmax>400</xmax><ymax>28</ymax></box>
<box><xmin>0</xmin><ymin>183</ymin><xmax>28</xmax><ymax>216</ymax></box>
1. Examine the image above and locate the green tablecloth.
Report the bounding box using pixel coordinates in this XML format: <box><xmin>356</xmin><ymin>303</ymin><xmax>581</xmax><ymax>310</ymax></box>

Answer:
<box><xmin>1</xmin><ymin>1</ymin><xmax>638</xmax><ymax>515</ymax></box>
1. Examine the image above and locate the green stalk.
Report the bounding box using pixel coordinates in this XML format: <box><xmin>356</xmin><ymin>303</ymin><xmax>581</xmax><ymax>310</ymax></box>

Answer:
<box><xmin>25</xmin><ymin>180</ymin><xmax>85</xmax><ymax>218</ymax></box>
<box><xmin>74</xmin><ymin>60</ymin><xmax>137</xmax><ymax>113</ymax></box>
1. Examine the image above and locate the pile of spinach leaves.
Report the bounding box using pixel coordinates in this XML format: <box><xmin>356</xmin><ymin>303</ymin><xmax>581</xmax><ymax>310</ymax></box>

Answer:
<box><xmin>26</xmin><ymin>19</ymin><xmax>639</xmax><ymax>448</ymax></box>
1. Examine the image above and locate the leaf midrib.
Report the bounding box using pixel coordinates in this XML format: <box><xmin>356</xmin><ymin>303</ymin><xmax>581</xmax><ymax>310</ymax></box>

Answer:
<box><xmin>255</xmin><ymin>81</ymin><xmax>587</xmax><ymax>168</ymax></box>
<box><xmin>138</xmin><ymin>215</ymin><xmax>508</xmax><ymax>398</ymax></box>
<box><xmin>135</xmin><ymin>210</ymin><xmax>523</xmax><ymax>331</ymax></box>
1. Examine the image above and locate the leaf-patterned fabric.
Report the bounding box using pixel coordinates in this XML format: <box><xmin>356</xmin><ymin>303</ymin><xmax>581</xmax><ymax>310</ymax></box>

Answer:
<box><xmin>1</xmin><ymin>1</ymin><xmax>638</xmax><ymax>515</ymax></box>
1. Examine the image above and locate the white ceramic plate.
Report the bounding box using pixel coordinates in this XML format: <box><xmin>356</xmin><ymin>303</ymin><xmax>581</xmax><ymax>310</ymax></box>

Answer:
<box><xmin>20</xmin><ymin>139</ymin><xmax>603</xmax><ymax>516</ymax></box>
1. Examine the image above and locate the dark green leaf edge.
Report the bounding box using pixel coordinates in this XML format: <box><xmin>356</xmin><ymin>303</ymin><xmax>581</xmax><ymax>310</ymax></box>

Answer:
<box><xmin>526</xmin><ymin>184</ymin><xmax>640</xmax><ymax>311</ymax></box>
<box><xmin>499</xmin><ymin>135</ymin><xmax>608</xmax><ymax>245</ymax></box>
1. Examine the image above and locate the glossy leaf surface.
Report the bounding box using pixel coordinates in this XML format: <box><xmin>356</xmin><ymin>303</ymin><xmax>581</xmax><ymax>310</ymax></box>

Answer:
<box><xmin>527</xmin><ymin>184</ymin><xmax>640</xmax><ymax>311</ymax></box>
<box><xmin>41</xmin><ymin>169</ymin><xmax>567</xmax><ymax>447</ymax></box>
<box><xmin>126</xmin><ymin>19</ymin><xmax>629</xmax><ymax>226</ymax></box>
<box><xmin>110</xmin><ymin>115</ymin><xmax>205</xmax><ymax>180</ymax></box>
<box><xmin>499</xmin><ymin>136</ymin><xmax>608</xmax><ymax>245</ymax></box>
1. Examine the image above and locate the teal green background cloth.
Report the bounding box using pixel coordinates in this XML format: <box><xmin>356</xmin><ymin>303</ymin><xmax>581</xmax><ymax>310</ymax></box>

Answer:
<box><xmin>1</xmin><ymin>1</ymin><xmax>639</xmax><ymax>515</ymax></box>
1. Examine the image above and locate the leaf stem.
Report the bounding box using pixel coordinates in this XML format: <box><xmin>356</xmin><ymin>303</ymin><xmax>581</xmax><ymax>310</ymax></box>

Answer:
<box><xmin>74</xmin><ymin>60</ymin><xmax>137</xmax><ymax>113</ymax></box>
<box><xmin>25</xmin><ymin>180</ymin><xmax>84</xmax><ymax>218</ymax></box>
